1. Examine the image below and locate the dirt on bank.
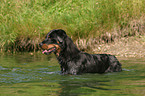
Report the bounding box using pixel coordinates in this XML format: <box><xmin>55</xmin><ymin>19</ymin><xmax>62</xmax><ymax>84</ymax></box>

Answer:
<box><xmin>76</xmin><ymin>35</ymin><xmax>145</xmax><ymax>57</ymax></box>
<box><xmin>91</xmin><ymin>36</ymin><xmax>145</xmax><ymax>57</ymax></box>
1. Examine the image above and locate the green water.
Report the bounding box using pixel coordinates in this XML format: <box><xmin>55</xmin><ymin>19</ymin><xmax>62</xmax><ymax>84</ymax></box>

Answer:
<box><xmin>0</xmin><ymin>53</ymin><xmax>145</xmax><ymax>96</ymax></box>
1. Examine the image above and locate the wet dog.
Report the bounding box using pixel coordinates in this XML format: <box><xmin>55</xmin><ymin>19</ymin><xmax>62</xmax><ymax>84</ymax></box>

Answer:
<box><xmin>39</xmin><ymin>29</ymin><xmax>122</xmax><ymax>75</ymax></box>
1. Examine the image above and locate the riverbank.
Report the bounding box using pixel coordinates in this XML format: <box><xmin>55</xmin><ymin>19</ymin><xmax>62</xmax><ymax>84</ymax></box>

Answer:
<box><xmin>86</xmin><ymin>36</ymin><xmax>145</xmax><ymax>57</ymax></box>
<box><xmin>1</xmin><ymin>35</ymin><xmax>145</xmax><ymax>58</ymax></box>
<box><xmin>3</xmin><ymin>36</ymin><xmax>145</xmax><ymax>58</ymax></box>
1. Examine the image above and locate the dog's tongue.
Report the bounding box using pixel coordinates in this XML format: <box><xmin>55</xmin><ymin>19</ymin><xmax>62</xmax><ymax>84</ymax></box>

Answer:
<box><xmin>42</xmin><ymin>50</ymin><xmax>48</xmax><ymax>54</ymax></box>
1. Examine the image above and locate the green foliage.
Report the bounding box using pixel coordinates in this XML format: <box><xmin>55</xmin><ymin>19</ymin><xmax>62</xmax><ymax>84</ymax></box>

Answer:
<box><xmin>0</xmin><ymin>0</ymin><xmax>145</xmax><ymax>51</ymax></box>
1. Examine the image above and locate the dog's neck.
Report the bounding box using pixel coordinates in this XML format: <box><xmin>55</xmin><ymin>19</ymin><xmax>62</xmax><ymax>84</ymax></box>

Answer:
<box><xmin>55</xmin><ymin>36</ymin><xmax>81</xmax><ymax>64</ymax></box>
<box><xmin>56</xmin><ymin>50</ymin><xmax>80</xmax><ymax>62</ymax></box>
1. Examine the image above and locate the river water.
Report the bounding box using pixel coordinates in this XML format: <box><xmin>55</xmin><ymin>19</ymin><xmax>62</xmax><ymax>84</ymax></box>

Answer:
<box><xmin>0</xmin><ymin>53</ymin><xmax>145</xmax><ymax>96</ymax></box>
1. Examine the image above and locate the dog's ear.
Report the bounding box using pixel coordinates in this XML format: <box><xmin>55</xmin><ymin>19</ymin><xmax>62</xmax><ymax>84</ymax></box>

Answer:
<box><xmin>57</xmin><ymin>36</ymin><xmax>63</xmax><ymax>43</ymax></box>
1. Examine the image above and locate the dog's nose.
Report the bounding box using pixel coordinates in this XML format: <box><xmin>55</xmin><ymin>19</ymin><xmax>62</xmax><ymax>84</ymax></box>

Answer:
<box><xmin>39</xmin><ymin>43</ymin><xmax>43</xmax><ymax>47</ymax></box>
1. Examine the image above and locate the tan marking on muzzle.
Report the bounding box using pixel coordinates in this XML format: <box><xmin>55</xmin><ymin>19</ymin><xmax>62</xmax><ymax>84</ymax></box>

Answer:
<box><xmin>41</xmin><ymin>44</ymin><xmax>48</xmax><ymax>49</ymax></box>
<box><xmin>42</xmin><ymin>44</ymin><xmax>61</xmax><ymax>56</ymax></box>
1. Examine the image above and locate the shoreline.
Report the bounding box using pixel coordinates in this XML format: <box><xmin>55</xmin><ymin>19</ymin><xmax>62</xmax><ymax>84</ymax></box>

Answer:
<box><xmin>92</xmin><ymin>36</ymin><xmax>145</xmax><ymax>57</ymax></box>
<box><xmin>1</xmin><ymin>36</ymin><xmax>145</xmax><ymax>58</ymax></box>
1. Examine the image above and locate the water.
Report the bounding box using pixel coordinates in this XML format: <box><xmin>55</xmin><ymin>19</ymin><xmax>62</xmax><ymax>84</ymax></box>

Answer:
<box><xmin>0</xmin><ymin>53</ymin><xmax>145</xmax><ymax>96</ymax></box>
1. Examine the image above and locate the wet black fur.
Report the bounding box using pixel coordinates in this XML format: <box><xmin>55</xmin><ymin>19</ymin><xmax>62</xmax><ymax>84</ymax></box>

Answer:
<box><xmin>39</xmin><ymin>29</ymin><xmax>122</xmax><ymax>75</ymax></box>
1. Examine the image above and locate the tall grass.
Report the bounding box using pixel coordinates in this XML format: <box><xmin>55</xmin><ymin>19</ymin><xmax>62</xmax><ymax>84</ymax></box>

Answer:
<box><xmin>0</xmin><ymin>0</ymin><xmax>145</xmax><ymax>52</ymax></box>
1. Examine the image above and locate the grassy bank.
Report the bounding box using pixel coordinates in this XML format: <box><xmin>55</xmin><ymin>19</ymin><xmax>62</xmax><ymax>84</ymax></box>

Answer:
<box><xmin>0</xmin><ymin>0</ymin><xmax>145</xmax><ymax>52</ymax></box>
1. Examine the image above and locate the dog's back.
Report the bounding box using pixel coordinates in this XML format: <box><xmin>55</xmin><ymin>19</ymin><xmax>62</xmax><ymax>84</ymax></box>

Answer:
<box><xmin>81</xmin><ymin>53</ymin><xmax>122</xmax><ymax>74</ymax></box>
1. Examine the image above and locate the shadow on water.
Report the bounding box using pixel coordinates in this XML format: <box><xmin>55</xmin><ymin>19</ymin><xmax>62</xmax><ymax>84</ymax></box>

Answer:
<box><xmin>0</xmin><ymin>54</ymin><xmax>145</xmax><ymax>96</ymax></box>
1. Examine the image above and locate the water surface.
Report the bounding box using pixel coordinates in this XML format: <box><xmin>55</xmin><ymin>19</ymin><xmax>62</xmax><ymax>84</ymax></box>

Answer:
<box><xmin>0</xmin><ymin>53</ymin><xmax>145</xmax><ymax>96</ymax></box>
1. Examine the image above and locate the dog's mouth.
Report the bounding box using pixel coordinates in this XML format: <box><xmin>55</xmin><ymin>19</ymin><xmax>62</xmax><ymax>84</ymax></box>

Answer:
<box><xmin>40</xmin><ymin>44</ymin><xmax>61</xmax><ymax>56</ymax></box>
<box><xmin>42</xmin><ymin>47</ymin><xmax>56</xmax><ymax>55</ymax></box>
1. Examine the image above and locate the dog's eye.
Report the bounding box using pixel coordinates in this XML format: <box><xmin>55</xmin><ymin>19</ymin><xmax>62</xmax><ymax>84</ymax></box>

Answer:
<box><xmin>47</xmin><ymin>36</ymin><xmax>51</xmax><ymax>40</ymax></box>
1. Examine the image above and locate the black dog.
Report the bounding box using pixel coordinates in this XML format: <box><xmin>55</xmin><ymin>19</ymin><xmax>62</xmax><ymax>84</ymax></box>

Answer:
<box><xmin>39</xmin><ymin>29</ymin><xmax>122</xmax><ymax>75</ymax></box>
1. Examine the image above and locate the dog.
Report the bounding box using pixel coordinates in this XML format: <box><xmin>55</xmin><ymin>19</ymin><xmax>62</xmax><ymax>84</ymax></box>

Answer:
<box><xmin>39</xmin><ymin>29</ymin><xmax>122</xmax><ymax>75</ymax></box>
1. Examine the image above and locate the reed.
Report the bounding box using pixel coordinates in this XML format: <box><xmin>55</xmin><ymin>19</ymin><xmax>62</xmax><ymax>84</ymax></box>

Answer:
<box><xmin>0</xmin><ymin>0</ymin><xmax>145</xmax><ymax>52</ymax></box>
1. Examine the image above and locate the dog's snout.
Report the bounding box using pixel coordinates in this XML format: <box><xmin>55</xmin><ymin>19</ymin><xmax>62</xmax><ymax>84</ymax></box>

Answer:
<box><xmin>39</xmin><ymin>43</ymin><xmax>43</xmax><ymax>47</ymax></box>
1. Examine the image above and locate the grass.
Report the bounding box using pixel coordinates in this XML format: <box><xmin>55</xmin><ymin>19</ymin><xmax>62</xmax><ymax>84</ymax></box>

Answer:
<box><xmin>0</xmin><ymin>0</ymin><xmax>145</xmax><ymax>52</ymax></box>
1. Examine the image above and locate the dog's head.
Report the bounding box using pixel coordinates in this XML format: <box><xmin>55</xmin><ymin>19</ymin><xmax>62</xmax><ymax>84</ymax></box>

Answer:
<box><xmin>39</xmin><ymin>29</ymin><xmax>67</xmax><ymax>56</ymax></box>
